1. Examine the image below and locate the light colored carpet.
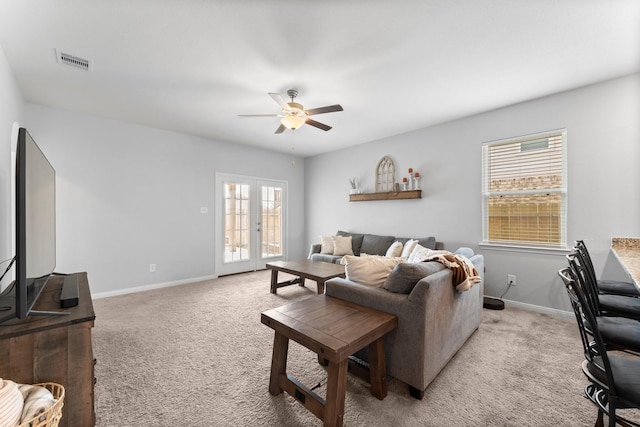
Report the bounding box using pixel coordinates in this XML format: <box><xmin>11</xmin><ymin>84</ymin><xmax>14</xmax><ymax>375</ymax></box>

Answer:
<box><xmin>92</xmin><ymin>270</ymin><xmax>599</xmax><ymax>426</ymax></box>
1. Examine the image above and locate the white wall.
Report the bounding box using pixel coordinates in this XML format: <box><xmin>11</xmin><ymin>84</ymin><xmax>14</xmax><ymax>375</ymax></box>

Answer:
<box><xmin>305</xmin><ymin>73</ymin><xmax>640</xmax><ymax>312</ymax></box>
<box><xmin>23</xmin><ymin>104</ymin><xmax>306</xmax><ymax>294</ymax></box>
<box><xmin>0</xmin><ymin>43</ymin><xmax>24</xmax><ymax>290</ymax></box>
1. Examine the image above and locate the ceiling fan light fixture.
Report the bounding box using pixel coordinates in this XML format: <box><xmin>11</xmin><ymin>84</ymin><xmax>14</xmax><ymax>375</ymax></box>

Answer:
<box><xmin>280</xmin><ymin>115</ymin><xmax>306</xmax><ymax>130</ymax></box>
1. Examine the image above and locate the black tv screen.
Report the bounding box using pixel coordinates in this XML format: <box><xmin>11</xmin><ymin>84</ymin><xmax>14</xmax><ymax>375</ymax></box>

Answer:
<box><xmin>0</xmin><ymin>128</ymin><xmax>57</xmax><ymax>322</ymax></box>
<box><xmin>16</xmin><ymin>127</ymin><xmax>57</xmax><ymax>318</ymax></box>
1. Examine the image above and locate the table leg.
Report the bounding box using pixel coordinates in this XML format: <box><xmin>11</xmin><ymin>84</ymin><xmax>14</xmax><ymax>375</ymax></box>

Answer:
<box><xmin>317</xmin><ymin>354</ymin><xmax>328</xmax><ymax>366</ymax></box>
<box><xmin>324</xmin><ymin>358</ymin><xmax>348</xmax><ymax>427</ymax></box>
<box><xmin>270</xmin><ymin>269</ymin><xmax>278</xmax><ymax>294</ymax></box>
<box><xmin>317</xmin><ymin>280</ymin><xmax>325</xmax><ymax>294</ymax></box>
<box><xmin>298</xmin><ymin>277</ymin><xmax>306</xmax><ymax>287</ymax></box>
<box><xmin>269</xmin><ymin>332</ymin><xmax>289</xmax><ymax>395</ymax></box>
<box><xmin>368</xmin><ymin>337</ymin><xmax>387</xmax><ymax>400</ymax></box>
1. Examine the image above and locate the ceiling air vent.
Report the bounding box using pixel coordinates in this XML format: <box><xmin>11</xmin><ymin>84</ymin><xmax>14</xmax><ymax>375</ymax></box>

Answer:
<box><xmin>55</xmin><ymin>49</ymin><xmax>91</xmax><ymax>71</ymax></box>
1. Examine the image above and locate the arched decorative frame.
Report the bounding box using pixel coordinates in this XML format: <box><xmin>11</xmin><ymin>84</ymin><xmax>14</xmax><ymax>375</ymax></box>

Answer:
<box><xmin>375</xmin><ymin>156</ymin><xmax>396</xmax><ymax>192</ymax></box>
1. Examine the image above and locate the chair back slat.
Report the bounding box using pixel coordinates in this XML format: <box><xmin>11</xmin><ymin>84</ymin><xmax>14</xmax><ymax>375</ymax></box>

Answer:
<box><xmin>574</xmin><ymin>242</ymin><xmax>602</xmax><ymax>293</ymax></box>
<box><xmin>566</xmin><ymin>252</ymin><xmax>603</xmax><ymax>316</ymax></box>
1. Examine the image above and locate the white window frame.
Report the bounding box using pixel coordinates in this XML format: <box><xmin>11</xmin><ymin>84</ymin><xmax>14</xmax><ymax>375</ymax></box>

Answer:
<box><xmin>481</xmin><ymin>129</ymin><xmax>568</xmax><ymax>252</ymax></box>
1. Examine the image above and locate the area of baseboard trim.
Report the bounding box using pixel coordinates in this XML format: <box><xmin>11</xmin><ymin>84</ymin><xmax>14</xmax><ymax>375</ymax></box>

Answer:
<box><xmin>92</xmin><ymin>274</ymin><xmax>218</xmax><ymax>299</ymax></box>
<box><xmin>501</xmin><ymin>298</ymin><xmax>573</xmax><ymax>319</ymax></box>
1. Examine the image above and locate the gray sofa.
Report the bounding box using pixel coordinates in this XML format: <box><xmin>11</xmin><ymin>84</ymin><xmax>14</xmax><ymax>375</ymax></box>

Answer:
<box><xmin>308</xmin><ymin>230</ymin><xmax>444</xmax><ymax>264</ymax></box>
<box><xmin>314</xmin><ymin>232</ymin><xmax>484</xmax><ymax>399</ymax></box>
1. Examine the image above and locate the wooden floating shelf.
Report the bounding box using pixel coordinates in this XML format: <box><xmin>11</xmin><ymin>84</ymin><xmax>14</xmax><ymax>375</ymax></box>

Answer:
<box><xmin>349</xmin><ymin>190</ymin><xmax>422</xmax><ymax>202</ymax></box>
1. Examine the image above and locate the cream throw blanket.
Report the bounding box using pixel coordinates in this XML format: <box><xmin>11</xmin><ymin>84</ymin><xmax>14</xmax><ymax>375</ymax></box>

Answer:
<box><xmin>410</xmin><ymin>249</ymin><xmax>481</xmax><ymax>292</ymax></box>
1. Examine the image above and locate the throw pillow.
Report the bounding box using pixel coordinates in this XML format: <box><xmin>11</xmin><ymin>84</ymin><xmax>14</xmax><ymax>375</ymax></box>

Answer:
<box><xmin>320</xmin><ymin>235</ymin><xmax>335</xmax><ymax>254</ymax></box>
<box><xmin>385</xmin><ymin>241</ymin><xmax>403</xmax><ymax>257</ymax></box>
<box><xmin>407</xmin><ymin>244</ymin><xmax>436</xmax><ymax>263</ymax></box>
<box><xmin>383</xmin><ymin>262</ymin><xmax>445</xmax><ymax>294</ymax></box>
<box><xmin>455</xmin><ymin>247</ymin><xmax>474</xmax><ymax>258</ymax></box>
<box><xmin>400</xmin><ymin>239</ymin><xmax>418</xmax><ymax>258</ymax></box>
<box><xmin>331</xmin><ymin>235</ymin><xmax>354</xmax><ymax>256</ymax></box>
<box><xmin>337</xmin><ymin>231</ymin><xmax>365</xmax><ymax>256</ymax></box>
<box><xmin>343</xmin><ymin>255</ymin><xmax>404</xmax><ymax>287</ymax></box>
<box><xmin>397</xmin><ymin>236</ymin><xmax>437</xmax><ymax>250</ymax></box>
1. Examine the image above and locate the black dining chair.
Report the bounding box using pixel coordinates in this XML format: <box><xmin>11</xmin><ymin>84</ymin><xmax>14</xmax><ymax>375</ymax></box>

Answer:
<box><xmin>559</xmin><ymin>267</ymin><xmax>640</xmax><ymax>427</ymax></box>
<box><xmin>565</xmin><ymin>255</ymin><xmax>640</xmax><ymax>354</ymax></box>
<box><xmin>568</xmin><ymin>251</ymin><xmax>640</xmax><ymax>322</ymax></box>
<box><xmin>575</xmin><ymin>240</ymin><xmax>639</xmax><ymax>297</ymax></box>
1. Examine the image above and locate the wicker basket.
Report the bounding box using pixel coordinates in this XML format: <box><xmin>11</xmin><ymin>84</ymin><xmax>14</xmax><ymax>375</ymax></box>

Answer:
<box><xmin>18</xmin><ymin>383</ymin><xmax>65</xmax><ymax>427</ymax></box>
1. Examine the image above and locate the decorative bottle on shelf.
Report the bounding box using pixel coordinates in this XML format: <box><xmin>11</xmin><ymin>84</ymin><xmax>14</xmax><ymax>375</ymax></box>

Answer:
<box><xmin>349</xmin><ymin>177</ymin><xmax>358</xmax><ymax>195</ymax></box>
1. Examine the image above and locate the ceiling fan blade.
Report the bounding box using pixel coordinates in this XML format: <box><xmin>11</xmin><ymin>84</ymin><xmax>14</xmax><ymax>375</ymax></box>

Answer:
<box><xmin>268</xmin><ymin>92</ymin><xmax>289</xmax><ymax>110</ymax></box>
<box><xmin>274</xmin><ymin>124</ymin><xmax>287</xmax><ymax>134</ymax></box>
<box><xmin>238</xmin><ymin>114</ymin><xmax>279</xmax><ymax>117</ymax></box>
<box><xmin>305</xmin><ymin>104</ymin><xmax>343</xmax><ymax>116</ymax></box>
<box><xmin>305</xmin><ymin>118</ymin><xmax>332</xmax><ymax>131</ymax></box>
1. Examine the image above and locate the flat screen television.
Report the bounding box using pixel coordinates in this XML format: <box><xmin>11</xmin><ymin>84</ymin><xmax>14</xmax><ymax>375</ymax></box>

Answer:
<box><xmin>0</xmin><ymin>128</ymin><xmax>60</xmax><ymax>324</ymax></box>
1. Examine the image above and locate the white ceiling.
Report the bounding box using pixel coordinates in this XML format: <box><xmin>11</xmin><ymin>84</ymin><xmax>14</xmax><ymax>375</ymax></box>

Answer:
<box><xmin>0</xmin><ymin>1</ymin><xmax>638</xmax><ymax>157</ymax></box>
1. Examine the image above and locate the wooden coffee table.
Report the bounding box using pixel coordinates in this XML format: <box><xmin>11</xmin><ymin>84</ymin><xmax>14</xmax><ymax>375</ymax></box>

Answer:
<box><xmin>261</xmin><ymin>295</ymin><xmax>397</xmax><ymax>427</ymax></box>
<box><xmin>266</xmin><ymin>260</ymin><xmax>345</xmax><ymax>294</ymax></box>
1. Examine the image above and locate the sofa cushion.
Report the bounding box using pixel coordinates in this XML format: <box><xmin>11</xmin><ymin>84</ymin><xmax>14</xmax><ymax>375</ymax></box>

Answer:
<box><xmin>383</xmin><ymin>261</ymin><xmax>447</xmax><ymax>294</ymax></box>
<box><xmin>397</xmin><ymin>236</ymin><xmax>437</xmax><ymax>250</ymax></box>
<box><xmin>337</xmin><ymin>231</ymin><xmax>365</xmax><ymax>256</ymax></box>
<box><xmin>360</xmin><ymin>234</ymin><xmax>396</xmax><ymax>256</ymax></box>
<box><xmin>310</xmin><ymin>253</ymin><xmax>343</xmax><ymax>264</ymax></box>
<box><xmin>331</xmin><ymin>235</ymin><xmax>354</xmax><ymax>256</ymax></box>
<box><xmin>343</xmin><ymin>255</ymin><xmax>404</xmax><ymax>287</ymax></box>
<box><xmin>385</xmin><ymin>241</ymin><xmax>403</xmax><ymax>257</ymax></box>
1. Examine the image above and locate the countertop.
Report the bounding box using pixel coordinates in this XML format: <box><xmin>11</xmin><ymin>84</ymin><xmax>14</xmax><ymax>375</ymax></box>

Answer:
<box><xmin>611</xmin><ymin>237</ymin><xmax>640</xmax><ymax>289</ymax></box>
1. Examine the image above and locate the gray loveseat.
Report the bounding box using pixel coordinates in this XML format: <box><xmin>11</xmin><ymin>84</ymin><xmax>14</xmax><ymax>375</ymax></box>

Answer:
<box><xmin>311</xmin><ymin>231</ymin><xmax>484</xmax><ymax>399</ymax></box>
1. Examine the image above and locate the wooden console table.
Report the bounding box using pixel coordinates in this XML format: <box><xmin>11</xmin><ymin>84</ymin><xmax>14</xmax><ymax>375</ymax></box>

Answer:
<box><xmin>0</xmin><ymin>272</ymin><xmax>95</xmax><ymax>427</ymax></box>
<box><xmin>262</xmin><ymin>295</ymin><xmax>397</xmax><ymax>427</ymax></box>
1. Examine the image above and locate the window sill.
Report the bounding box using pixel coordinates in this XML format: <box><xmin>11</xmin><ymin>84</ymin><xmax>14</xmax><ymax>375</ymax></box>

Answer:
<box><xmin>479</xmin><ymin>242</ymin><xmax>571</xmax><ymax>255</ymax></box>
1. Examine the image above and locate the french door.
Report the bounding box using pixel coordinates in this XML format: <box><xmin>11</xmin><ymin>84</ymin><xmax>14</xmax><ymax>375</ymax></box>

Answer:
<box><xmin>215</xmin><ymin>173</ymin><xmax>287</xmax><ymax>276</ymax></box>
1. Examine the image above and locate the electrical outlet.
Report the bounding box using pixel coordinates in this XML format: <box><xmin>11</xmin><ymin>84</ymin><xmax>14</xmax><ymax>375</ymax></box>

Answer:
<box><xmin>508</xmin><ymin>274</ymin><xmax>516</xmax><ymax>286</ymax></box>
<box><xmin>150</xmin><ymin>264</ymin><xmax>156</xmax><ymax>273</ymax></box>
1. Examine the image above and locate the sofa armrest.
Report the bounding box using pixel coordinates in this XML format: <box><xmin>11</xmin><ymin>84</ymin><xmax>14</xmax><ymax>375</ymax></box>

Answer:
<box><xmin>308</xmin><ymin>243</ymin><xmax>322</xmax><ymax>259</ymax></box>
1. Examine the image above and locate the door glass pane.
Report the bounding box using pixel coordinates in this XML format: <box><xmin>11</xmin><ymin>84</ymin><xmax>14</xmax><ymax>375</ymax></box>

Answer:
<box><xmin>261</xmin><ymin>185</ymin><xmax>282</xmax><ymax>257</ymax></box>
<box><xmin>224</xmin><ymin>182</ymin><xmax>250</xmax><ymax>262</ymax></box>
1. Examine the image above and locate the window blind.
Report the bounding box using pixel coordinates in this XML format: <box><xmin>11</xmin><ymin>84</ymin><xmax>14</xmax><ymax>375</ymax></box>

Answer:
<box><xmin>482</xmin><ymin>130</ymin><xmax>567</xmax><ymax>248</ymax></box>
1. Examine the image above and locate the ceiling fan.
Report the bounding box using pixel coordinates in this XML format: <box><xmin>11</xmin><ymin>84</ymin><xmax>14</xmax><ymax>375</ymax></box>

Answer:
<box><xmin>239</xmin><ymin>89</ymin><xmax>343</xmax><ymax>134</ymax></box>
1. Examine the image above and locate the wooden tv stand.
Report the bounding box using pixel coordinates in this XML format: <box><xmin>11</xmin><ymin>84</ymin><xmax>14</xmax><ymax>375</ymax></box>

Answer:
<box><xmin>0</xmin><ymin>272</ymin><xmax>95</xmax><ymax>427</ymax></box>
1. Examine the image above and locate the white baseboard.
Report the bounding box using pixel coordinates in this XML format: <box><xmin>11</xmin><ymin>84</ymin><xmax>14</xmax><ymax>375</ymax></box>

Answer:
<box><xmin>92</xmin><ymin>274</ymin><xmax>218</xmax><ymax>299</ymax></box>
<box><xmin>501</xmin><ymin>298</ymin><xmax>573</xmax><ymax>319</ymax></box>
